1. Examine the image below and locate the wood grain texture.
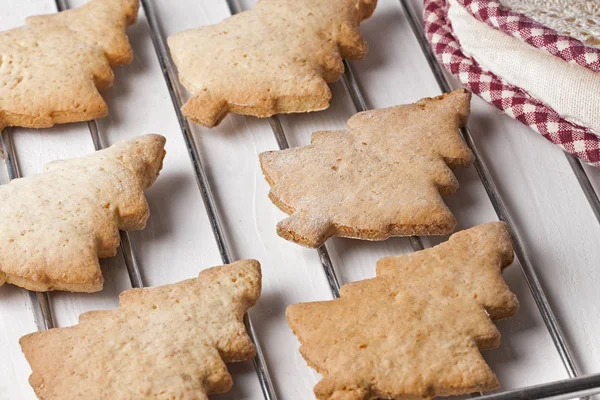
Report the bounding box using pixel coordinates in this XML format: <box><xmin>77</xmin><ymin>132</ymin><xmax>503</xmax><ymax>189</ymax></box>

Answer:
<box><xmin>1</xmin><ymin>0</ymin><xmax>599</xmax><ymax>399</ymax></box>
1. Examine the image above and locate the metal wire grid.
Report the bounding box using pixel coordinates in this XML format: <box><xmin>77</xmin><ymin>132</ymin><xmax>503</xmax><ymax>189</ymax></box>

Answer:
<box><xmin>2</xmin><ymin>0</ymin><xmax>600</xmax><ymax>399</ymax></box>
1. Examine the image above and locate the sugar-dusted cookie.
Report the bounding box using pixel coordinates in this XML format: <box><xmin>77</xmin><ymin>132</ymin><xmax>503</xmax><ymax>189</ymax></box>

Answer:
<box><xmin>0</xmin><ymin>0</ymin><xmax>139</xmax><ymax>130</ymax></box>
<box><xmin>21</xmin><ymin>260</ymin><xmax>262</xmax><ymax>400</ymax></box>
<box><xmin>0</xmin><ymin>134</ymin><xmax>166</xmax><ymax>292</ymax></box>
<box><xmin>168</xmin><ymin>0</ymin><xmax>377</xmax><ymax>127</ymax></box>
<box><xmin>260</xmin><ymin>89</ymin><xmax>475</xmax><ymax>248</ymax></box>
<box><xmin>287</xmin><ymin>222</ymin><xmax>519</xmax><ymax>400</ymax></box>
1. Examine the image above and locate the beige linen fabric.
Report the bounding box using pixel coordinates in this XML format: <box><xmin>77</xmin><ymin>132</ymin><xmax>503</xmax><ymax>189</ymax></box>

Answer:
<box><xmin>448</xmin><ymin>0</ymin><xmax>600</xmax><ymax>136</ymax></box>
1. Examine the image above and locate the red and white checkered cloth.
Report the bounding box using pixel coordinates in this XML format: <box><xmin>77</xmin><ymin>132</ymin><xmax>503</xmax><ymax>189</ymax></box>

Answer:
<box><xmin>424</xmin><ymin>0</ymin><xmax>600</xmax><ymax>167</ymax></box>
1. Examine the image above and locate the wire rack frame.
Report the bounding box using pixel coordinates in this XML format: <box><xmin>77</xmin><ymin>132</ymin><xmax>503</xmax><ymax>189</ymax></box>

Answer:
<box><xmin>2</xmin><ymin>0</ymin><xmax>600</xmax><ymax>399</ymax></box>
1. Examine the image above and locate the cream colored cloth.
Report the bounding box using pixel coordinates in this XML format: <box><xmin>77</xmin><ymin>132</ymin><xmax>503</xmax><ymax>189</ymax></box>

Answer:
<box><xmin>448</xmin><ymin>0</ymin><xmax>600</xmax><ymax>136</ymax></box>
<box><xmin>500</xmin><ymin>0</ymin><xmax>600</xmax><ymax>47</ymax></box>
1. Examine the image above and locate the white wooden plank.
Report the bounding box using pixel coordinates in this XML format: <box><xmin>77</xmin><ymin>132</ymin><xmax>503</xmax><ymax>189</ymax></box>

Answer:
<box><xmin>0</xmin><ymin>1</ymin><xmax>56</xmax><ymax>30</ymax></box>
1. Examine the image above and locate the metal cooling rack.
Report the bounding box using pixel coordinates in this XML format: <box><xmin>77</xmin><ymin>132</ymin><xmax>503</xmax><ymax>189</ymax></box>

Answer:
<box><xmin>3</xmin><ymin>0</ymin><xmax>600</xmax><ymax>399</ymax></box>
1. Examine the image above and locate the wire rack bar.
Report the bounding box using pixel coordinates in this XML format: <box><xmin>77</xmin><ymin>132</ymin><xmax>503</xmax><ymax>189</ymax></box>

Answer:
<box><xmin>139</xmin><ymin>1</ymin><xmax>277</xmax><ymax>398</ymax></box>
<box><xmin>398</xmin><ymin>0</ymin><xmax>582</xmax><ymax>380</ymax></box>
<box><xmin>341</xmin><ymin>60</ymin><xmax>426</xmax><ymax>252</ymax></box>
<box><xmin>476</xmin><ymin>372</ymin><xmax>600</xmax><ymax>400</ymax></box>
<box><xmin>565</xmin><ymin>156</ymin><xmax>600</xmax><ymax>224</ymax></box>
<box><xmin>0</xmin><ymin>130</ymin><xmax>55</xmax><ymax>331</ymax></box>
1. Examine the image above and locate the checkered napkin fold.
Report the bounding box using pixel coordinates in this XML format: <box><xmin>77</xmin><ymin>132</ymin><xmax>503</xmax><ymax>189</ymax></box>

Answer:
<box><xmin>424</xmin><ymin>0</ymin><xmax>600</xmax><ymax>167</ymax></box>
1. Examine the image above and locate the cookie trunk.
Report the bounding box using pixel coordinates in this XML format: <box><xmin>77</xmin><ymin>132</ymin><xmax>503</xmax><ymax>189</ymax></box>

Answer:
<box><xmin>277</xmin><ymin>212</ymin><xmax>334</xmax><ymax>248</ymax></box>
<box><xmin>181</xmin><ymin>92</ymin><xmax>230</xmax><ymax>128</ymax></box>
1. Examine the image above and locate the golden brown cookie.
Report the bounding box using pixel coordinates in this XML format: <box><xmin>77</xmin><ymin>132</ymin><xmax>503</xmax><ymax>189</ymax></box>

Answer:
<box><xmin>287</xmin><ymin>222</ymin><xmax>519</xmax><ymax>400</ymax></box>
<box><xmin>0</xmin><ymin>134</ymin><xmax>166</xmax><ymax>292</ymax></box>
<box><xmin>0</xmin><ymin>0</ymin><xmax>139</xmax><ymax>130</ymax></box>
<box><xmin>167</xmin><ymin>0</ymin><xmax>377</xmax><ymax>127</ymax></box>
<box><xmin>20</xmin><ymin>260</ymin><xmax>262</xmax><ymax>400</ymax></box>
<box><xmin>260</xmin><ymin>89</ymin><xmax>475</xmax><ymax>248</ymax></box>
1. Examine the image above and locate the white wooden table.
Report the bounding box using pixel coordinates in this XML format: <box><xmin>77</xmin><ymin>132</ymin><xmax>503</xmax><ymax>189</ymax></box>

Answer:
<box><xmin>2</xmin><ymin>0</ymin><xmax>599</xmax><ymax>399</ymax></box>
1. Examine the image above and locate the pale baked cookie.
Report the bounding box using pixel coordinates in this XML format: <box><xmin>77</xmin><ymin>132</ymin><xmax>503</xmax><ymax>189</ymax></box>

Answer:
<box><xmin>167</xmin><ymin>0</ymin><xmax>377</xmax><ymax>127</ymax></box>
<box><xmin>260</xmin><ymin>89</ymin><xmax>475</xmax><ymax>248</ymax></box>
<box><xmin>287</xmin><ymin>222</ymin><xmax>519</xmax><ymax>400</ymax></box>
<box><xmin>0</xmin><ymin>134</ymin><xmax>166</xmax><ymax>292</ymax></box>
<box><xmin>20</xmin><ymin>260</ymin><xmax>262</xmax><ymax>400</ymax></box>
<box><xmin>0</xmin><ymin>0</ymin><xmax>139</xmax><ymax>130</ymax></box>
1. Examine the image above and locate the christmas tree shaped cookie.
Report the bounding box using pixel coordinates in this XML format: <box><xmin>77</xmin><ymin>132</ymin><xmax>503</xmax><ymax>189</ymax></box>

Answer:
<box><xmin>0</xmin><ymin>0</ymin><xmax>139</xmax><ymax>130</ymax></box>
<box><xmin>168</xmin><ymin>0</ymin><xmax>377</xmax><ymax>127</ymax></box>
<box><xmin>287</xmin><ymin>222</ymin><xmax>519</xmax><ymax>400</ymax></box>
<box><xmin>260</xmin><ymin>89</ymin><xmax>475</xmax><ymax>248</ymax></box>
<box><xmin>0</xmin><ymin>134</ymin><xmax>166</xmax><ymax>292</ymax></box>
<box><xmin>20</xmin><ymin>260</ymin><xmax>262</xmax><ymax>400</ymax></box>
